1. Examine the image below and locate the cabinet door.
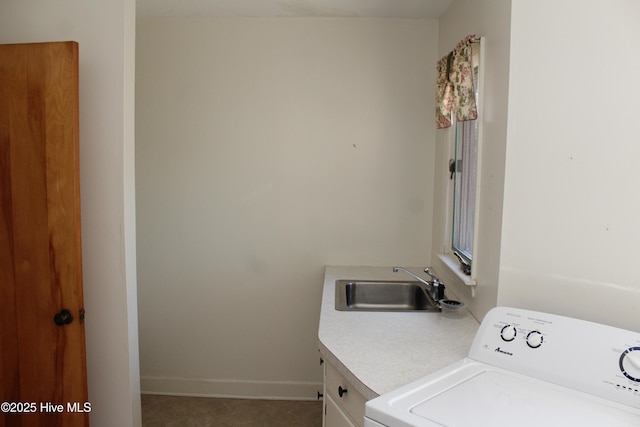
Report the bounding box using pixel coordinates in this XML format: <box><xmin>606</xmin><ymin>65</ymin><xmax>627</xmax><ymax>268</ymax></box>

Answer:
<box><xmin>325</xmin><ymin>362</ymin><xmax>367</xmax><ymax>426</ymax></box>
<box><xmin>326</xmin><ymin>395</ymin><xmax>357</xmax><ymax>427</ymax></box>
<box><xmin>0</xmin><ymin>41</ymin><xmax>88</xmax><ymax>427</ymax></box>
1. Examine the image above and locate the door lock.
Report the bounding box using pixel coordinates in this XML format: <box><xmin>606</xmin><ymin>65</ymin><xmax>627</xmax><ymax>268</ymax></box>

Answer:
<box><xmin>449</xmin><ymin>159</ymin><xmax>462</xmax><ymax>179</ymax></box>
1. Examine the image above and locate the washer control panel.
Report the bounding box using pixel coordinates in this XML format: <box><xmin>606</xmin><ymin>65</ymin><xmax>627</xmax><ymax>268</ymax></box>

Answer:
<box><xmin>499</xmin><ymin>323</ymin><xmax>545</xmax><ymax>348</ymax></box>
<box><xmin>469</xmin><ymin>307</ymin><xmax>640</xmax><ymax>409</ymax></box>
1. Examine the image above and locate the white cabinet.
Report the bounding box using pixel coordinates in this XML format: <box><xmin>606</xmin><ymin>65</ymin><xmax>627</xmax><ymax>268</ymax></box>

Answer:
<box><xmin>325</xmin><ymin>395</ymin><xmax>356</xmax><ymax>427</ymax></box>
<box><xmin>323</xmin><ymin>361</ymin><xmax>367</xmax><ymax>427</ymax></box>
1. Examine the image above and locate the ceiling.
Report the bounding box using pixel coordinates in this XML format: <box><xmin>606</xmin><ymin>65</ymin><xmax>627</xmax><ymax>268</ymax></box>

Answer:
<box><xmin>136</xmin><ymin>0</ymin><xmax>454</xmax><ymax>19</ymax></box>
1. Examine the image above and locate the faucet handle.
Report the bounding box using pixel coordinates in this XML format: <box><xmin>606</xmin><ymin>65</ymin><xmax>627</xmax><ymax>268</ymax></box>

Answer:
<box><xmin>424</xmin><ymin>267</ymin><xmax>439</xmax><ymax>282</ymax></box>
<box><xmin>425</xmin><ymin>267</ymin><xmax>446</xmax><ymax>300</ymax></box>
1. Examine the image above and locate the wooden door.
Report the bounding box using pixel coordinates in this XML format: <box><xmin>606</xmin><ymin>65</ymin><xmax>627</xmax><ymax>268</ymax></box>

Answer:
<box><xmin>0</xmin><ymin>42</ymin><xmax>89</xmax><ymax>427</ymax></box>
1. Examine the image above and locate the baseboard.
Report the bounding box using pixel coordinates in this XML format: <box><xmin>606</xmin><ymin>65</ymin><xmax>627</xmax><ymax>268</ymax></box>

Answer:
<box><xmin>140</xmin><ymin>376</ymin><xmax>323</xmax><ymax>401</ymax></box>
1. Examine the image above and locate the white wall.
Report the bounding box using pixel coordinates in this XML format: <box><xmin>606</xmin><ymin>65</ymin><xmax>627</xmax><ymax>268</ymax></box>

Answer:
<box><xmin>500</xmin><ymin>0</ymin><xmax>640</xmax><ymax>331</ymax></box>
<box><xmin>431</xmin><ymin>0</ymin><xmax>512</xmax><ymax>321</ymax></box>
<box><xmin>0</xmin><ymin>1</ymin><xmax>141</xmax><ymax>426</ymax></box>
<box><xmin>136</xmin><ymin>17</ymin><xmax>439</xmax><ymax>398</ymax></box>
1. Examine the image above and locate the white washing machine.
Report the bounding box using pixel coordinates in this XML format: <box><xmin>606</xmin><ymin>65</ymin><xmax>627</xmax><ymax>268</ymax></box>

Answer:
<box><xmin>365</xmin><ymin>306</ymin><xmax>640</xmax><ymax>426</ymax></box>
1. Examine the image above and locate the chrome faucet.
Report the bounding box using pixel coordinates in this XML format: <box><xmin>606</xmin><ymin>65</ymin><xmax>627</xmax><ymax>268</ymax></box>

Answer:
<box><xmin>392</xmin><ymin>267</ymin><xmax>446</xmax><ymax>303</ymax></box>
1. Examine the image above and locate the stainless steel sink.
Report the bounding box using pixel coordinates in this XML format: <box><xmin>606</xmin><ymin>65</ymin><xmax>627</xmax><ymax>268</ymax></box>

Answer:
<box><xmin>335</xmin><ymin>280</ymin><xmax>440</xmax><ymax>312</ymax></box>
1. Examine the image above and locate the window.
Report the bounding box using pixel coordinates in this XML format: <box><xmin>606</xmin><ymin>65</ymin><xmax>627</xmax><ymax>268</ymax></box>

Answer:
<box><xmin>451</xmin><ymin>42</ymin><xmax>480</xmax><ymax>274</ymax></box>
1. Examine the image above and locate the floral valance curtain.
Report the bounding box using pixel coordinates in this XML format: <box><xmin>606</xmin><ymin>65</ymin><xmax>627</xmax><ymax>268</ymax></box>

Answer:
<box><xmin>436</xmin><ymin>35</ymin><xmax>478</xmax><ymax>129</ymax></box>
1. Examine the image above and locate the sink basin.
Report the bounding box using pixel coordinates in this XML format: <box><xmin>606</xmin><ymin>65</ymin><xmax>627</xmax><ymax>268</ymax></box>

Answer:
<box><xmin>335</xmin><ymin>280</ymin><xmax>440</xmax><ymax>312</ymax></box>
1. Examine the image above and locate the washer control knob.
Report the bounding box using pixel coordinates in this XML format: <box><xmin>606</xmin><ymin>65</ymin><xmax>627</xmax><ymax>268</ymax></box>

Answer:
<box><xmin>526</xmin><ymin>331</ymin><xmax>544</xmax><ymax>348</ymax></box>
<box><xmin>500</xmin><ymin>325</ymin><xmax>517</xmax><ymax>342</ymax></box>
<box><xmin>619</xmin><ymin>347</ymin><xmax>640</xmax><ymax>382</ymax></box>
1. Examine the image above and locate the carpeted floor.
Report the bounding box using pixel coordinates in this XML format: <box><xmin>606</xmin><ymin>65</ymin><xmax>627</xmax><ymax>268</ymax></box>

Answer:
<box><xmin>141</xmin><ymin>394</ymin><xmax>323</xmax><ymax>426</ymax></box>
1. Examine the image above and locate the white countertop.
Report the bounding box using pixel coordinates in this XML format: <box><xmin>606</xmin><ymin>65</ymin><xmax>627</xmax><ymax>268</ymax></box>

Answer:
<box><xmin>318</xmin><ymin>266</ymin><xmax>480</xmax><ymax>400</ymax></box>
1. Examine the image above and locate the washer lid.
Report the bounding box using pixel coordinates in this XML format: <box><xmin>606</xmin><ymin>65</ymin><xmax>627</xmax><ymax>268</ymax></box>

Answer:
<box><xmin>411</xmin><ymin>369</ymin><xmax>640</xmax><ymax>427</ymax></box>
